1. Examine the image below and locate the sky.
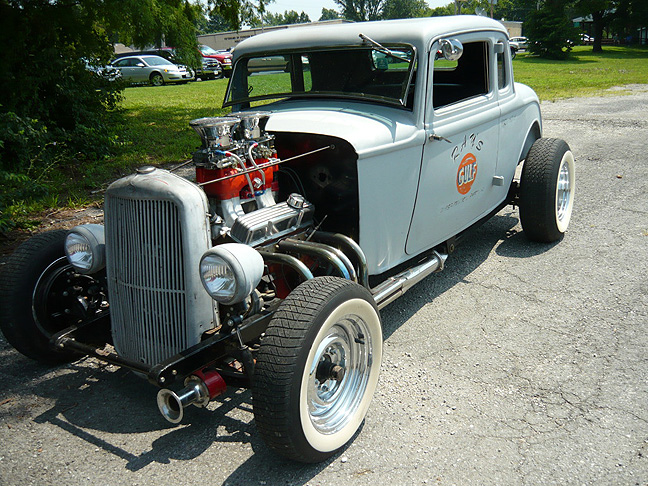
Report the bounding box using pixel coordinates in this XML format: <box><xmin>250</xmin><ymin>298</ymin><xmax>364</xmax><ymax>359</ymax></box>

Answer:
<box><xmin>265</xmin><ymin>0</ymin><xmax>451</xmax><ymax>22</ymax></box>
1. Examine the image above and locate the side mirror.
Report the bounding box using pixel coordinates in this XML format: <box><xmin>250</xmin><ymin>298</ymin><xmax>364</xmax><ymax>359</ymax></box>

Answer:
<box><xmin>439</xmin><ymin>39</ymin><xmax>463</xmax><ymax>61</ymax></box>
<box><xmin>136</xmin><ymin>62</ymin><xmax>145</xmax><ymax>67</ymax></box>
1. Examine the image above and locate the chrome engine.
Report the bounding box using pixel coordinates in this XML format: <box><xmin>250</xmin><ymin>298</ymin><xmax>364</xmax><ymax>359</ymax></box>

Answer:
<box><xmin>190</xmin><ymin>112</ymin><xmax>314</xmax><ymax>246</ymax></box>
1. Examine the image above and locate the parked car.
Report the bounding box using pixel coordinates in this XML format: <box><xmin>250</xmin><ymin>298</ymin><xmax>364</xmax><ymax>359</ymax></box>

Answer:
<box><xmin>580</xmin><ymin>33</ymin><xmax>594</xmax><ymax>45</ymax></box>
<box><xmin>198</xmin><ymin>44</ymin><xmax>233</xmax><ymax>77</ymax></box>
<box><xmin>510</xmin><ymin>36</ymin><xmax>529</xmax><ymax>49</ymax></box>
<box><xmin>116</xmin><ymin>48</ymin><xmax>222</xmax><ymax>80</ymax></box>
<box><xmin>111</xmin><ymin>55</ymin><xmax>194</xmax><ymax>86</ymax></box>
<box><xmin>0</xmin><ymin>16</ymin><xmax>574</xmax><ymax>464</ymax></box>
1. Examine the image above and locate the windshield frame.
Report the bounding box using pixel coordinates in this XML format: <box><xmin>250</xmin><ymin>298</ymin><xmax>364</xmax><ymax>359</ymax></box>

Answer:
<box><xmin>224</xmin><ymin>44</ymin><xmax>418</xmax><ymax>111</ymax></box>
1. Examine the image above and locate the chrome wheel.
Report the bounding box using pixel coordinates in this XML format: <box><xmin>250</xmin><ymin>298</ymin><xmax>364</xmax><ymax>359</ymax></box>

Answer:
<box><xmin>305</xmin><ymin>309</ymin><xmax>375</xmax><ymax>435</ymax></box>
<box><xmin>555</xmin><ymin>150</ymin><xmax>575</xmax><ymax>232</ymax></box>
<box><xmin>254</xmin><ymin>277</ymin><xmax>382</xmax><ymax>462</ymax></box>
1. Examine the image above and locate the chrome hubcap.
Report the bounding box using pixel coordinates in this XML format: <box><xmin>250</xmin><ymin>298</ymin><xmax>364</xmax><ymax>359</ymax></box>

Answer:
<box><xmin>556</xmin><ymin>157</ymin><xmax>572</xmax><ymax>222</ymax></box>
<box><xmin>307</xmin><ymin>315</ymin><xmax>373</xmax><ymax>435</ymax></box>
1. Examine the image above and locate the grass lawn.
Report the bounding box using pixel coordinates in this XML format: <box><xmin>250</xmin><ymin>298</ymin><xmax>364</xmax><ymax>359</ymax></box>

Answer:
<box><xmin>115</xmin><ymin>78</ymin><xmax>231</xmax><ymax>168</ymax></box>
<box><xmin>513</xmin><ymin>45</ymin><xmax>648</xmax><ymax>100</ymax></box>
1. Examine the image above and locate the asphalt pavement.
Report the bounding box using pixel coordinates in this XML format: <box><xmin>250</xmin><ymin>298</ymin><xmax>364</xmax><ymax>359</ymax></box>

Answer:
<box><xmin>1</xmin><ymin>86</ymin><xmax>647</xmax><ymax>486</ymax></box>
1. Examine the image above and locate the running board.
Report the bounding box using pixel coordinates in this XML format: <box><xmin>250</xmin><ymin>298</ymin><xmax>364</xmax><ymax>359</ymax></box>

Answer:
<box><xmin>372</xmin><ymin>251</ymin><xmax>448</xmax><ymax>310</ymax></box>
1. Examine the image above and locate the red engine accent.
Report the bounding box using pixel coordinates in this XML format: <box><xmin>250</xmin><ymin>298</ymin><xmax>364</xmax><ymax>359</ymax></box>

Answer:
<box><xmin>196</xmin><ymin>157</ymin><xmax>278</xmax><ymax>200</ymax></box>
<box><xmin>193</xmin><ymin>368</ymin><xmax>227</xmax><ymax>400</ymax></box>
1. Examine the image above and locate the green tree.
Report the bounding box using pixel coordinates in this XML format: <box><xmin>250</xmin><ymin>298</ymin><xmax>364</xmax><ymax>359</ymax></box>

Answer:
<box><xmin>319</xmin><ymin>7</ymin><xmax>341</xmax><ymax>20</ymax></box>
<box><xmin>382</xmin><ymin>0</ymin><xmax>430</xmax><ymax>19</ymax></box>
<box><xmin>204</xmin><ymin>11</ymin><xmax>234</xmax><ymax>32</ymax></box>
<box><xmin>573</xmin><ymin>0</ymin><xmax>615</xmax><ymax>52</ymax></box>
<box><xmin>614</xmin><ymin>0</ymin><xmax>648</xmax><ymax>40</ymax></box>
<box><xmin>264</xmin><ymin>10</ymin><xmax>310</xmax><ymax>26</ymax></box>
<box><xmin>429</xmin><ymin>3</ymin><xmax>455</xmax><ymax>16</ymax></box>
<box><xmin>0</xmin><ymin>0</ymin><xmax>202</xmax><ymax>169</ymax></box>
<box><xmin>495</xmin><ymin>0</ymin><xmax>538</xmax><ymax>21</ymax></box>
<box><xmin>525</xmin><ymin>0</ymin><xmax>578</xmax><ymax>58</ymax></box>
<box><xmin>334</xmin><ymin>0</ymin><xmax>385</xmax><ymax>21</ymax></box>
<box><xmin>207</xmin><ymin>0</ymin><xmax>272</xmax><ymax>30</ymax></box>
<box><xmin>0</xmin><ymin>0</ymin><xmax>209</xmax><ymax>232</ymax></box>
<box><xmin>284</xmin><ymin>10</ymin><xmax>311</xmax><ymax>24</ymax></box>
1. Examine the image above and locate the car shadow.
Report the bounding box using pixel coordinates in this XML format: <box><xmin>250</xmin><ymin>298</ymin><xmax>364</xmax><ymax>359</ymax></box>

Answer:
<box><xmin>0</xmin><ymin>209</ymin><xmax>559</xmax><ymax>482</ymax></box>
<box><xmin>0</xmin><ymin>351</ymin><xmax>259</xmax><ymax>470</ymax></box>
<box><xmin>379</xmin><ymin>210</ymin><xmax>553</xmax><ymax>340</ymax></box>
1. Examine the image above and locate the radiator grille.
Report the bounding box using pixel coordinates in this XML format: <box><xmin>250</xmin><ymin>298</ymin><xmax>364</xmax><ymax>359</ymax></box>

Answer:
<box><xmin>106</xmin><ymin>197</ymin><xmax>190</xmax><ymax>365</ymax></box>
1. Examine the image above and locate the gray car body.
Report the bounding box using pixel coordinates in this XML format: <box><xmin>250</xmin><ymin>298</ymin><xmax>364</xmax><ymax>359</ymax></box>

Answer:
<box><xmin>111</xmin><ymin>55</ymin><xmax>194</xmax><ymax>85</ymax></box>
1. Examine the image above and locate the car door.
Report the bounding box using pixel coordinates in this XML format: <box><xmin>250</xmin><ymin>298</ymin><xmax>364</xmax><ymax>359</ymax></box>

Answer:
<box><xmin>406</xmin><ymin>33</ymin><xmax>502</xmax><ymax>256</ymax></box>
<box><xmin>129</xmin><ymin>57</ymin><xmax>149</xmax><ymax>83</ymax></box>
<box><xmin>114</xmin><ymin>58</ymin><xmax>139</xmax><ymax>82</ymax></box>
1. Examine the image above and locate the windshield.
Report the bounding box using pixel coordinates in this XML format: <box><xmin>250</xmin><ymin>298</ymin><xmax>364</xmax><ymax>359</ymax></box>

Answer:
<box><xmin>225</xmin><ymin>45</ymin><xmax>417</xmax><ymax>110</ymax></box>
<box><xmin>200</xmin><ymin>45</ymin><xmax>220</xmax><ymax>55</ymax></box>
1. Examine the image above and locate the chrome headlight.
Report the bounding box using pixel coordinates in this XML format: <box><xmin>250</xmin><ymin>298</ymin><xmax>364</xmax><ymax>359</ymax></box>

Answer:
<box><xmin>199</xmin><ymin>243</ymin><xmax>263</xmax><ymax>305</ymax></box>
<box><xmin>64</xmin><ymin>224</ymin><xmax>106</xmax><ymax>274</ymax></box>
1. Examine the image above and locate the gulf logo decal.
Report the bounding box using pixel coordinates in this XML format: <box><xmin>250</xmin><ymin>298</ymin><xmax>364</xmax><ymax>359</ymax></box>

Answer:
<box><xmin>456</xmin><ymin>152</ymin><xmax>477</xmax><ymax>195</ymax></box>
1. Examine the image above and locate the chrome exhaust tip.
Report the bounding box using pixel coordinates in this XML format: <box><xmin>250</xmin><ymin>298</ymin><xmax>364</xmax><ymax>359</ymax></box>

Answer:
<box><xmin>157</xmin><ymin>369</ymin><xmax>227</xmax><ymax>424</ymax></box>
<box><xmin>157</xmin><ymin>388</ymin><xmax>186</xmax><ymax>424</ymax></box>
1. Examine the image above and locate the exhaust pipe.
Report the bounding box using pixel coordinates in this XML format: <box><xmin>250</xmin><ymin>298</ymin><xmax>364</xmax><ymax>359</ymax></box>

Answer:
<box><xmin>157</xmin><ymin>368</ymin><xmax>226</xmax><ymax>424</ymax></box>
<box><xmin>372</xmin><ymin>250</ymin><xmax>448</xmax><ymax>310</ymax></box>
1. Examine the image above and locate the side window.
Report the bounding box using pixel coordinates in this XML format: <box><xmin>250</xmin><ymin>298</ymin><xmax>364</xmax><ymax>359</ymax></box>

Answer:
<box><xmin>433</xmin><ymin>41</ymin><xmax>490</xmax><ymax>109</ymax></box>
<box><xmin>496</xmin><ymin>42</ymin><xmax>509</xmax><ymax>90</ymax></box>
<box><xmin>497</xmin><ymin>50</ymin><xmax>507</xmax><ymax>90</ymax></box>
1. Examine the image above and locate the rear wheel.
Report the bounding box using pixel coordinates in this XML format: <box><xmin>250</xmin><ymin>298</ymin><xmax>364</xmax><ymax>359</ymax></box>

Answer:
<box><xmin>0</xmin><ymin>231</ymin><xmax>108</xmax><ymax>363</ymax></box>
<box><xmin>149</xmin><ymin>72</ymin><xmax>164</xmax><ymax>86</ymax></box>
<box><xmin>519</xmin><ymin>138</ymin><xmax>575</xmax><ymax>242</ymax></box>
<box><xmin>253</xmin><ymin>277</ymin><xmax>383</xmax><ymax>463</ymax></box>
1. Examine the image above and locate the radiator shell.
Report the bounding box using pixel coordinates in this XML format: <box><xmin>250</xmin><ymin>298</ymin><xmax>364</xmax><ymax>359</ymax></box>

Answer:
<box><xmin>104</xmin><ymin>168</ymin><xmax>215</xmax><ymax>366</ymax></box>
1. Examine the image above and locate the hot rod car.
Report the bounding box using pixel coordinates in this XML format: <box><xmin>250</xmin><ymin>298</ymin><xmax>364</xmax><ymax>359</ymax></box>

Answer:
<box><xmin>0</xmin><ymin>16</ymin><xmax>574</xmax><ymax>463</ymax></box>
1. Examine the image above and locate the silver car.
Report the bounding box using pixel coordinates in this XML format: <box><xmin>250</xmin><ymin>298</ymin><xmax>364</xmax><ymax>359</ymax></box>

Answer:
<box><xmin>111</xmin><ymin>55</ymin><xmax>194</xmax><ymax>86</ymax></box>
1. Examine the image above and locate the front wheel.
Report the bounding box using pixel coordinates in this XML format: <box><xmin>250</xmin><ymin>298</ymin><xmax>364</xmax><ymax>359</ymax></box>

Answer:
<box><xmin>149</xmin><ymin>72</ymin><xmax>164</xmax><ymax>86</ymax></box>
<box><xmin>519</xmin><ymin>138</ymin><xmax>575</xmax><ymax>242</ymax></box>
<box><xmin>253</xmin><ymin>277</ymin><xmax>383</xmax><ymax>463</ymax></box>
<box><xmin>0</xmin><ymin>230</ymin><xmax>108</xmax><ymax>363</ymax></box>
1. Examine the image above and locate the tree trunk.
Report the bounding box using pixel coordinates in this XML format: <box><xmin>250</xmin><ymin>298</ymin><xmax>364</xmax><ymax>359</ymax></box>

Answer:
<box><xmin>592</xmin><ymin>10</ymin><xmax>605</xmax><ymax>52</ymax></box>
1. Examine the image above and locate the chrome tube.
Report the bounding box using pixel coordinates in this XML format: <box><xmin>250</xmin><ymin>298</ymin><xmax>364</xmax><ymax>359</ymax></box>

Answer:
<box><xmin>372</xmin><ymin>251</ymin><xmax>448</xmax><ymax>310</ymax></box>
<box><xmin>157</xmin><ymin>377</ymin><xmax>210</xmax><ymax>424</ymax></box>
<box><xmin>312</xmin><ymin>232</ymin><xmax>369</xmax><ymax>288</ymax></box>
<box><xmin>258</xmin><ymin>250</ymin><xmax>314</xmax><ymax>282</ymax></box>
<box><xmin>277</xmin><ymin>239</ymin><xmax>354</xmax><ymax>281</ymax></box>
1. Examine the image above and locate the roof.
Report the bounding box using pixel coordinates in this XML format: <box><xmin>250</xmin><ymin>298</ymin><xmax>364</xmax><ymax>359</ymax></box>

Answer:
<box><xmin>232</xmin><ymin>16</ymin><xmax>507</xmax><ymax>58</ymax></box>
